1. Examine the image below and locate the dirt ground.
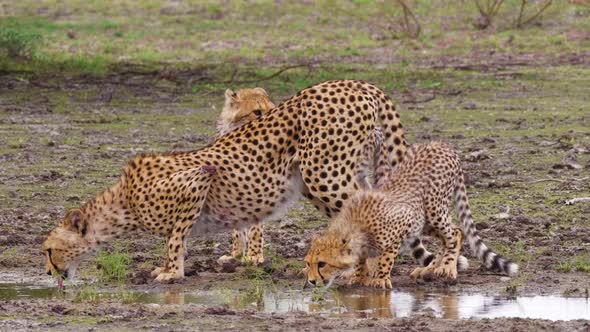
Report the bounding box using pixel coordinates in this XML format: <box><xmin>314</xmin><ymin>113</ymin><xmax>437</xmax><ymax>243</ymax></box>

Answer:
<box><xmin>1</xmin><ymin>52</ymin><xmax>589</xmax><ymax>330</ymax></box>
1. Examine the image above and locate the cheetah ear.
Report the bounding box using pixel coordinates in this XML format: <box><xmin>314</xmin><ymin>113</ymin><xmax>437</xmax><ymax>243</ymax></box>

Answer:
<box><xmin>224</xmin><ymin>89</ymin><xmax>238</xmax><ymax>102</ymax></box>
<box><xmin>63</xmin><ymin>209</ymin><xmax>87</xmax><ymax>236</ymax></box>
<box><xmin>253</xmin><ymin>87</ymin><xmax>269</xmax><ymax>96</ymax></box>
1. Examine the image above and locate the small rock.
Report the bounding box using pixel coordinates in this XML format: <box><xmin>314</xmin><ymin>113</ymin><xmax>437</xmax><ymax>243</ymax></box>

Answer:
<box><xmin>216</xmin><ymin>255</ymin><xmax>238</xmax><ymax>273</ymax></box>
<box><xmin>552</xmin><ymin>162</ymin><xmax>582</xmax><ymax>170</ymax></box>
<box><xmin>492</xmin><ymin>212</ymin><xmax>510</xmax><ymax>220</ymax></box>
<box><xmin>463</xmin><ymin>102</ymin><xmax>477</xmax><ymax>110</ymax></box>
<box><xmin>476</xmin><ymin>222</ymin><xmax>489</xmax><ymax>229</ymax></box>
<box><xmin>204</xmin><ymin>306</ymin><xmax>235</xmax><ymax>315</ymax></box>
<box><xmin>464</xmin><ymin>149</ymin><xmax>490</xmax><ymax>162</ymax></box>
<box><xmin>451</xmin><ymin>133</ymin><xmax>465</xmax><ymax>139</ymax></box>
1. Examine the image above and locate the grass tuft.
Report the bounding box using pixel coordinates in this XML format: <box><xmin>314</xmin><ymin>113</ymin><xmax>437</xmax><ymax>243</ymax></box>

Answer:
<box><xmin>556</xmin><ymin>254</ymin><xmax>590</xmax><ymax>273</ymax></box>
<box><xmin>95</xmin><ymin>245</ymin><xmax>131</xmax><ymax>283</ymax></box>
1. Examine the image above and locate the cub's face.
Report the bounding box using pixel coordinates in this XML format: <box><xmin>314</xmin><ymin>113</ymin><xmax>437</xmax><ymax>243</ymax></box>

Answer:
<box><xmin>42</xmin><ymin>209</ymin><xmax>91</xmax><ymax>280</ymax></box>
<box><xmin>217</xmin><ymin>87</ymin><xmax>275</xmax><ymax>136</ymax></box>
<box><xmin>303</xmin><ymin>236</ymin><xmax>358</xmax><ymax>288</ymax></box>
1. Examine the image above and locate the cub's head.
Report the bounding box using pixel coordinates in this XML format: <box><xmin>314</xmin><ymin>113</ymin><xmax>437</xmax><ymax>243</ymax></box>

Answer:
<box><xmin>217</xmin><ymin>87</ymin><xmax>275</xmax><ymax>136</ymax></box>
<box><xmin>303</xmin><ymin>233</ymin><xmax>364</xmax><ymax>288</ymax></box>
<box><xmin>42</xmin><ymin>209</ymin><xmax>92</xmax><ymax>280</ymax></box>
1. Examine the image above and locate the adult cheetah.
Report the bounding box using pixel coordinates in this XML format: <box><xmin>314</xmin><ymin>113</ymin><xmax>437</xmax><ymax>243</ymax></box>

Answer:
<box><xmin>43</xmin><ymin>80</ymin><xmax>407</xmax><ymax>282</ymax></box>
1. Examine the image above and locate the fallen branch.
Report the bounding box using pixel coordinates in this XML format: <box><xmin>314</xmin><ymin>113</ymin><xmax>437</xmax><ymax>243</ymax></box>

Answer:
<box><xmin>396</xmin><ymin>0</ymin><xmax>421</xmax><ymax>38</ymax></box>
<box><xmin>528</xmin><ymin>176</ymin><xmax>589</xmax><ymax>184</ymax></box>
<box><xmin>222</xmin><ymin>63</ymin><xmax>314</xmax><ymax>84</ymax></box>
<box><xmin>516</xmin><ymin>0</ymin><xmax>553</xmax><ymax>28</ymax></box>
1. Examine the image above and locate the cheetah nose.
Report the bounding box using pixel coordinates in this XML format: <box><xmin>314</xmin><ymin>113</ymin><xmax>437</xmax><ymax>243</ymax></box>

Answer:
<box><xmin>46</xmin><ymin>271</ymin><xmax>52</xmax><ymax>276</ymax></box>
<box><xmin>308</xmin><ymin>279</ymin><xmax>317</xmax><ymax>286</ymax></box>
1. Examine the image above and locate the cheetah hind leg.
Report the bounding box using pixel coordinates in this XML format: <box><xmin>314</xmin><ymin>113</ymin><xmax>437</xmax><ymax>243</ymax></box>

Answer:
<box><xmin>412</xmin><ymin>225</ymin><xmax>463</xmax><ymax>281</ymax></box>
<box><xmin>432</xmin><ymin>226</ymin><xmax>464</xmax><ymax>279</ymax></box>
<box><xmin>410</xmin><ymin>253</ymin><xmax>442</xmax><ymax>280</ymax></box>
<box><xmin>154</xmin><ymin>166</ymin><xmax>216</xmax><ymax>282</ymax></box>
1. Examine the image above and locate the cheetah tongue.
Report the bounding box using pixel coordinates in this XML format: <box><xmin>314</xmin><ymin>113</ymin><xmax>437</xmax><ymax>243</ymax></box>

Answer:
<box><xmin>57</xmin><ymin>278</ymin><xmax>63</xmax><ymax>290</ymax></box>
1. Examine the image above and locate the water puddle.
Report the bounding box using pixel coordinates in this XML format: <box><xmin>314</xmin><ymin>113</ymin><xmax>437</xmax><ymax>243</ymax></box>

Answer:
<box><xmin>1</xmin><ymin>283</ymin><xmax>588</xmax><ymax>321</ymax></box>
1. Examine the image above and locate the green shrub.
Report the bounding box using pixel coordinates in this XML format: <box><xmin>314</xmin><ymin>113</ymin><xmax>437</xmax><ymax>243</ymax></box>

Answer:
<box><xmin>0</xmin><ymin>26</ymin><xmax>42</xmax><ymax>59</ymax></box>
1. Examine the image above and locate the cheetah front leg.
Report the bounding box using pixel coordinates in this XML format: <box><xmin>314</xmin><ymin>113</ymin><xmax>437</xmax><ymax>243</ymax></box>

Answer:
<box><xmin>369</xmin><ymin>242</ymin><xmax>401</xmax><ymax>289</ymax></box>
<box><xmin>244</xmin><ymin>224</ymin><xmax>264</xmax><ymax>265</ymax></box>
<box><xmin>349</xmin><ymin>259</ymin><xmax>370</xmax><ymax>286</ymax></box>
<box><xmin>152</xmin><ymin>166</ymin><xmax>216</xmax><ymax>282</ymax></box>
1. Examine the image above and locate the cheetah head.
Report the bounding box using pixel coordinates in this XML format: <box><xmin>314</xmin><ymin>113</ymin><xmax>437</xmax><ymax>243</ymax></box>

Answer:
<box><xmin>303</xmin><ymin>233</ymin><xmax>365</xmax><ymax>288</ymax></box>
<box><xmin>42</xmin><ymin>209</ymin><xmax>93</xmax><ymax>281</ymax></box>
<box><xmin>217</xmin><ymin>87</ymin><xmax>275</xmax><ymax>136</ymax></box>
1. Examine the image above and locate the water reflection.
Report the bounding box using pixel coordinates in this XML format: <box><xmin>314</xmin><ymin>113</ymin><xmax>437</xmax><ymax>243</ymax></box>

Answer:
<box><xmin>1</xmin><ymin>283</ymin><xmax>588</xmax><ymax>321</ymax></box>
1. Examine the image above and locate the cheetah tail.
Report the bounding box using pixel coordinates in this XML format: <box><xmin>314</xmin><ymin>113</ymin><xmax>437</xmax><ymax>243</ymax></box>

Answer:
<box><xmin>454</xmin><ymin>171</ymin><xmax>519</xmax><ymax>276</ymax></box>
<box><xmin>374</xmin><ymin>93</ymin><xmax>407</xmax><ymax>185</ymax></box>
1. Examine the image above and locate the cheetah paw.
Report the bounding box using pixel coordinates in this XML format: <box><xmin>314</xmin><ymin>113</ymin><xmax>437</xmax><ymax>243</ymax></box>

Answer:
<box><xmin>155</xmin><ymin>271</ymin><xmax>183</xmax><ymax>282</ymax></box>
<box><xmin>433</xmin><ymin>265</ymin><xmax>458</xmax><ymax>280</ymax></box>
<box><xmin>151</xmin><ymin>267</ymin><xmax>166</xmax><ymax>278</ymax></box>
<box><xmin>410</xmin><ymin>266</ymin><xmax>435</xmax><ymax>280</ymax></box>
<box><xmin>349</xmin><ymin>276</ymin><xmax>370</xmax><ymax>287</ymax></box>
<box><xmin>243</xmin><ymin>254</ymin><xmax>264</xmax><ymax>266</ymax></box>
<box><xmin>370</xmin><ymin>277</ymin><xmax>392</xmax><ymax>289</ymax></box>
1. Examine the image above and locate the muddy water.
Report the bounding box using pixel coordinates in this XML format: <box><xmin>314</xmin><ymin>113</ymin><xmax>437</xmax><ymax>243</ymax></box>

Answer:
<box><xmin>1</xmin><ymin>283</ymin><xmax>588</xmax><ymax>321</ymax></box>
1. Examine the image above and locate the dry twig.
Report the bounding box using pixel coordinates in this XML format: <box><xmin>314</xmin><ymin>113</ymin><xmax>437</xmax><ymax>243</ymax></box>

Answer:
<box><xmin>221</xmin><ymin>63</ymin><xmax>314</xmax><ymax>84</ymax></box>
<box><xmin>396</xmin><ymin>0</ymin><xmax>421</xmax><ymax>38</ymax></box>
<box><xmin>474</xmin><ymin>0</ymin><xmax>505</xmax><ymax>29</ymax></box>
<box><xmin>516</xmin><ymin>0</ymin><xmax>553</xmax><ymax>28</ymax></box>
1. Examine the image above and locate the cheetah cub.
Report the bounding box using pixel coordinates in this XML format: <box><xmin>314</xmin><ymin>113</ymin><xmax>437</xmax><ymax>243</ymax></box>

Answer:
<box><xmin>304</xmin><ymin>142</ymin><xmax>518</xmax><ymax>289</ymax></box>
<box><xmin>216</xmin><ymin>87</ymin><xmax>275</xmax><ymax>264</ymax></box>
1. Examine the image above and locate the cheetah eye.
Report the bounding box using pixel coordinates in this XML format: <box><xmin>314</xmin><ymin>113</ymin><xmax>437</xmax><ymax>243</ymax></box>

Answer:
<box><xmin>253</xmin><ymin>109</ymin><xmax>262</xmax><ymax>117</ymax></box>
<box><xmin>318</xmin><ymin>261</ymin><xmax>327</xmax><ymax>268</ymax></box>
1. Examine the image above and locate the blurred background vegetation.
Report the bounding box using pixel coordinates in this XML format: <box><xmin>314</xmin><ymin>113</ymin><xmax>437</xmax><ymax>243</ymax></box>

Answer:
<box><xmin>0</xmin><ymin>0</ymin><xmax>588</xmax><ymax>80</ymax></box>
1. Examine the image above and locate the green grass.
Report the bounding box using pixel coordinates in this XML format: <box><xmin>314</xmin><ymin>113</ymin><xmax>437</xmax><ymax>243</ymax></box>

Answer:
<box><xmin>0</xmin><ymin>24</ymin><xmax>42</xmax><ymax>58</ymax></box>
<box><xmin>0</xmin><ymin>1</ymin><xmax>587</xmax><ymax>77</ymax></box>
<box><xmin>95</xmin><ymin>246</ymin><xmax>131</xmax><ymax>283</ymax></box>
<box><xmin>73</xmin><ymin>284</ymin><xmax>140</xmax><ymax>304</ymax></box>
<box><xmin>73</xmin><ymin>285</ymin><xmax>100</xmax><ymax>303</ymax></box>
<box><xmin>556</xmin><ymin>254</ymin><xmax>590</xmax><ymax>273</ymax></box>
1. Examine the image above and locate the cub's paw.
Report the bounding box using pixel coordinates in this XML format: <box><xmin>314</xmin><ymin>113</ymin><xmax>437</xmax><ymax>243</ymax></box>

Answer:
<box><xmin>150</xmin><ymin>267</ymin><xmax>166</xmax><ymax>278</ymax></box>
<box><xmin>433</xmin><ymin>264</ymin><xmax>458</xmax><ymax>280</ymax></box>
<box><xmin>370</xmin><ymin>277</ymin><xmax>392</xmax><ymax>289</ymax></box>
<box><xmin>349</xmin><ymin>276</ymin><xmax>370</xmax><ymax>287</ymax></box>
<box><xmin>410</xmin><ymin>266</ymin><xmax>435</xmax><ymax>281</ymax></box>
<box><xmin>155</xmin><ymin>271</ymin><xmax>183</xmax><ymax>282</ymax></box>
